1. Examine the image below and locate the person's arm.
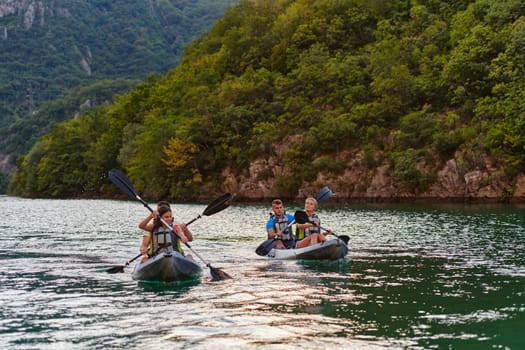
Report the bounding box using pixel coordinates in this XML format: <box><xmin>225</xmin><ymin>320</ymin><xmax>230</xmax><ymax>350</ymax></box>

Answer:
<box><xmin>321</xmin><ymin>221</ymin><xmax>333</xmax><ymax>235</ymax></box>
<box><xmin>297</xmin><ymin>212</ymin><xmax>319</xmax><ymax>230</ymax></box>
<box><xmin>174</xmin><ymin>225</ymin><xmax>188</xmax><ymax>244</ymax></box>
<box><xmin>140</xmin><ymin>234</ymin><xmax>151</xmax><ymax>255</ymax></box>
<box><xmin>266</xmin><ymin>218</ymin><xmax>280</xmax><ymax>238</ymax></box>
<box><xmin>296</xmin><ymin>222</ymin><xmax>316</xmax><ymax>230</ymax></box>
<box><xmin>178</xmin><ymin>224</ymin><xmax>193</xmax><ymax>242</ymax></box>
<box><xmin>138</xmin><ymin>211</ymin><xmax>158</xmax><ymax>231</ymax></box>
<box><xmin>316</xmin><ymin>217</ymin><xmax>331</xmax><ymax>235</ymax></box>
<box><xmin>268</xmin><ymin>228</ymin><xmax>280</xmax><ymax>239</ymax></box>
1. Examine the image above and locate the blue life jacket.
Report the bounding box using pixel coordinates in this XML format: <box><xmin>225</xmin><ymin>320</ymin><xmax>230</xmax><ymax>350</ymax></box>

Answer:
<box><xmin>270</xmin><ymin>212</ymin><xmax>294</xmax><ymax>241</ymax></box>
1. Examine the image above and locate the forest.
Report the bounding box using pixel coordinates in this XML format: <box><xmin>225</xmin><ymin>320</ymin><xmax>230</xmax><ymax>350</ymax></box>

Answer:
<box><xmin>0</xmin><ymin>0</ymin><xmax>237</xmax><ymax>193</ymax></box>
<box><xmin>9</xmin><ymin>0</ymin><xmax>525</xmax><ymax>201</ymax></box>
<box><xmin>0</xmin><ymin>0</ymin><xmax>237</xmax><ymax>123</ymax></box>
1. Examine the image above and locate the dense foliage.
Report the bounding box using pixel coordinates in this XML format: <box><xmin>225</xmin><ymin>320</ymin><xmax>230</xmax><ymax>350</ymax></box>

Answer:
<box><xmin>10</xmin><ymin>0</ymin><xmax>525</xmax><ymax>200</ymax></box>
<box><xmin>0</xmin><ymin>0</ymin><xmax>237</xmax><ymax>125</ymax></box>
<box><xmin>0</xmin><ymin>79</ymin><xmax>137</xmax><ymax>162</ymax></box>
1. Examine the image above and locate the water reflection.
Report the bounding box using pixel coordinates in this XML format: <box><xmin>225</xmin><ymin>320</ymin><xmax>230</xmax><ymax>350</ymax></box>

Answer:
<box><xmin>0</xmin><ymin>197</ymin><xmax>523</xmax><ymax>349</ymax></box>
<box><xmin>297</xmin><ymin>257</ymin><xmax>351</xmax><ymax>274</ymax></box>
<box><xmin>137</xmin><ymin>278</ymin><xmax>201</xmax><ymax>295</ymax></box>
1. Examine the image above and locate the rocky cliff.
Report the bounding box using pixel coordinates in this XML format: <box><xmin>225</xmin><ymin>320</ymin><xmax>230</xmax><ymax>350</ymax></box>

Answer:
<box><xmin>222</xmin><ymin>147</ymin><xmax>525</xmax><ymax>203</ymax></box>
<box><xmin>0</xmin><ymin>0</ymin><xmax>48</xmax><ymax>30</ymax></box>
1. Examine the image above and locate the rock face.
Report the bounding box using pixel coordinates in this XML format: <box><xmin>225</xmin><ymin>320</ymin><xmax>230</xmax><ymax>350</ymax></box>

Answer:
<box><xmin>0</xmin><ymin>153</ymin><xmax>15</xmax><ymax>175</ymax></box>
<box><xmin>0</xmin><ymin>1</ymin><xmax>56</xmax><ymax>31</ymax></box>
<box><xmin>514</xmin><ymin>175</ymin><xmax>525</xmax><ymax>197</ymax></box>
<box><xmin>223</xmin><ymin>148</ymin><xmax>525</xmax><ymax>203</ymax></box>
<box><xmin>0</xmin><ymin>0</ymin><xmax>24</xmax><ymax>18</ymax></box>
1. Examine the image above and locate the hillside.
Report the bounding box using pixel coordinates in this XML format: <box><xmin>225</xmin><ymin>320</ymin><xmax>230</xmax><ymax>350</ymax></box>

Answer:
<box><xmin>8</xmin><ymin>0</ymin><xmax>525</xmax><ymax>203</ymax></box>
<box><xmin>0</xmin><ymin>0</ymin><xmax>237</xmax><ymax>121</ymax></box>
<box><xmin>0</xmin><ymin>0</ymin><xmax>237</xmax><ymax>187</ymax></box>
<box><xmin>0</xmin><ymin>79</ymin><xmax>138</xmax><ymax>169</ymax></box>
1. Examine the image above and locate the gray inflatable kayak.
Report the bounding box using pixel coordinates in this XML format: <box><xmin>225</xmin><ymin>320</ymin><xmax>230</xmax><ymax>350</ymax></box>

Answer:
<box><xmin>132</xmin><ymin>252</ymin><xmax>202</xmax><ymax>282</ymax></box>
<box><xmin>266</xmin><ymin>238</ymin><xmax>348</xmax><ymax>260</ymax></box>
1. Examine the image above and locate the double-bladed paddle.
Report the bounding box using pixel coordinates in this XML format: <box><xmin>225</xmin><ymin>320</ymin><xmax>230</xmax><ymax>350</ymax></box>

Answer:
<box><xmin>316</xmin><ymin>186</ymin><xmax>333</xmax><ymax>203</ymax></box>
<box><xmin>105</xmin><ymin>253</ymin><xmax>143</xmax><ymax>274</ymax></box>
<box><xmin>106</xmin><ymin>168</ymin><xmax>232</xmax><ymax>281</ymax></box>
<box><xmin>294</xmin><ymin>210</ymin><xmax>349</xmax><ymax>244</ymax></box>
<box><xmin>255</xmin><ymin>220</ymin><xmax>295</xmax><ymax>256</ymax></box>
<box><xmin>255</xmin><ymin>186</ymin><xmax>335</xmax><ymax>256</ymax></box>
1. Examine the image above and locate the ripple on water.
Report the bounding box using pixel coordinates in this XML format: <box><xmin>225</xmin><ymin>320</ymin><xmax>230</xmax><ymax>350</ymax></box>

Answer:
<box><xmin>0</xmin><ymin>198</ymin><xmax>523</xmax><ymax>349</ymax></box>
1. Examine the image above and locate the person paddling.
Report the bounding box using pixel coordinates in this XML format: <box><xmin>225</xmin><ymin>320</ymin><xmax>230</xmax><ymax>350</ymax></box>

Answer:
<box><xmin>266</xmin><ymin>199</ymin><xmax>295</xmax><ymax>249</ymax></box>
<box><xmin>295</xmin><ymin>197</ymin><xmax>332</xmax><ymax>249</ymax></box>
<box><xmin>138</xmin><ymin>203</ymin><xmax>193</xmax><ymax>262</ymax></box>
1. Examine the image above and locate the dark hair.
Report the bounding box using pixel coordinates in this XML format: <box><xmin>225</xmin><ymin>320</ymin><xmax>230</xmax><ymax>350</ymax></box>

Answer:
<box><xmin>158</xmin><ymin>205</ymin><xmax>171</xmax><ymax>216</ymax></box>
<box><xmin>157</xmin><ymin>200</ymin><xmax>171</xmax><ymax>209</ymax></box>
<box><xmin>154</xmin><ymin>205</ymin><xmax>172</xmax><ymax>230</ymax></box>
<box><xmin>272</xmin><ymin>199</ymin><xmax>283</xmax><ymax>206</ymax></box>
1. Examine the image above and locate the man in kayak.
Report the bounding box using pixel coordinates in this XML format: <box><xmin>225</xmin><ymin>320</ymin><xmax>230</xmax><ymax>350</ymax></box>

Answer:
<box><xmin>266</xmin><ymin>199</ymin><xmax>295</xmax><ymax>249</ymax></box>
<box><xmin>138</xmin><ymin>203</ymin><xmax>193</xmax><ymax>261</ymax></box>
<box><xmin>295</xmin><ymin>196</ymin><xmax>332</xmax><ymax>248</ymax></box>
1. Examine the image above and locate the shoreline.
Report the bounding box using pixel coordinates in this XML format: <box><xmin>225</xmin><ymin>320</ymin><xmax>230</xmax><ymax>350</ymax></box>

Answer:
<box><xmin>4</xmin><ymin>192</ymin><xmax>524</xmax><ymax>206</ymax></box>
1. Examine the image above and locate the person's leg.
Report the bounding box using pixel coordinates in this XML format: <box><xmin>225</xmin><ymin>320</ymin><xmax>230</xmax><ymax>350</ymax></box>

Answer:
<box><xmin>274</xmin><ymin>240</ymin><xmax>286</xmax><ymax>249</ymax></box>
<box><xmin>295</xmin><ymin>236</ymin><xmax>312</xmax><ymax>249</ymax></box>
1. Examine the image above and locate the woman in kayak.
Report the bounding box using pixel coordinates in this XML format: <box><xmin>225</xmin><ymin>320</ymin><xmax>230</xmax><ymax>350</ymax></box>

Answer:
<box><xmin>295</xmin><ymin>196</ymin><xmax>332</xmax><ymax>249</ymax></box>
<box><xmin>138</xmin><ymin>203</ymin><xmax>193</xmax><ymax>261</ymax></box>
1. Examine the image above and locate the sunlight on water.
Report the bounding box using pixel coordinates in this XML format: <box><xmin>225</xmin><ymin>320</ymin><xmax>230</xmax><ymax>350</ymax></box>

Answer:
<box><xmin>0</xmin><ymin>196</ymin><xmax>524</xmax><ymax>349</ymax></box>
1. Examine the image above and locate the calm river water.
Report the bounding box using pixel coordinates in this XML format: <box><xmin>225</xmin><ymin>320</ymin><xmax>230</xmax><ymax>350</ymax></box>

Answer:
<box><xmin>0</xmin><ymin>196</ymin><xmax>524</xmax><ymax>349</ymax></box>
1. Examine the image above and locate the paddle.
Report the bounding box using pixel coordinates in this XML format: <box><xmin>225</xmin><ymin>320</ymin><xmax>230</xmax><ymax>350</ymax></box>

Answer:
<box><xmin>255</xmin><ymin>220</ymin><xmax>294</xmax><ymax>256</ymax></box>
<box><xmin>297</xmin><ymin>186</ymin><xmax>349</xmax><ymax>244</ymax></box>
<box><xmin>105</xmin><ymin>253</ymin><xmax>142</xmax><ymax>274</ymax></box>
<box><xmin>294</xmin><ymin>210</ymin><xmax>349</xmax><ymax>244</ymax></box>
<box><xmin>316</xmin><ymin>186</ymin><xmax>333</xmax><ymax>204</ymax></box>
<box><xmin>255</xmin><ymin>186</ymin><xmax>335</xmax><ymax>256</ymax></box>
<box><xmin>185</xmin><ymin>192</ymin><xmax>233</xmax><ymax>225</ymax></box>
<box><xmin>106</xmin><ymin>168</ymin><xmax>233</xmax><ymax>281</ymax></box>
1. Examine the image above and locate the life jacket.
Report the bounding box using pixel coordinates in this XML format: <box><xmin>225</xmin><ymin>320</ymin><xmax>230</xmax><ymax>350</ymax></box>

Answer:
<box><xmin>149</xmin><ymin>225</ymin><xmax>183</xmax><ymax>255</ymax></box>
<box><xmin>295</xmin><ymin>213</ymin><xmax>320</xmax><ymax>240</ymax></box>
<box><xmin>270</xmin><ymin>212</ymin><xmax>293</xmax><ymax>240</ymax></box>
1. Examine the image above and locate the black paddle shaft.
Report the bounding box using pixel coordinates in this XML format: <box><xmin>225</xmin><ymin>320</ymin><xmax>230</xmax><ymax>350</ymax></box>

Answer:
<box><xmin>294</xmin><ymin>210</ymin><xmax>349</xmax><ymax>244</ymax></box>
<box><xmin>255</xmin><ymin>186</ymin><xmax>334</xmax><ymax>257</ymax></box>
<box><xmin>106</xmin><ymin>252</ymin><xmax>142</xmax><ymax>274</ymax></box>
<box><xmin>107</xmin><ymin>168</ymin><xmax>232</xmax><ymax>280</ymax></box>
<box><xmin>185</xmin><ymin>192</ymin><xmax>233</xmax><ymax>225</ymax></box>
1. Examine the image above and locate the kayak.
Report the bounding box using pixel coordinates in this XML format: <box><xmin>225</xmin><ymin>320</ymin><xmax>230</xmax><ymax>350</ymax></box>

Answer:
<box><xmin>132</xmin><ymin>251</ymin><xmax>202</xmax><ymax>282</ymax></box>
<box><xmin>266</xmin><ymin>238</ymin><xmax>348</xmax><ymax>260</ymax></box>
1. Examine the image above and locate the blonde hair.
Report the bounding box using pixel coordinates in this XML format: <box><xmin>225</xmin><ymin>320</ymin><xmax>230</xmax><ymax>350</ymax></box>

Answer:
<box><xmin>305</xmin><ymin>196</ymin><xmax>318</xmax><ymax>210</ymax></box>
